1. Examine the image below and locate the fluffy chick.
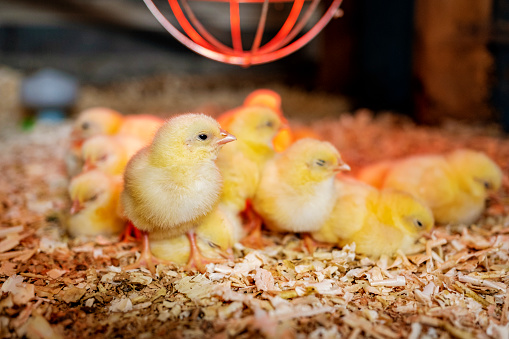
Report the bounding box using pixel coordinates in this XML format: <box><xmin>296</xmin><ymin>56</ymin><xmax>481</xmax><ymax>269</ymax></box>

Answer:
<box><xmin>311</xmin><ymin>178</ymin><xmax>434</xmax><ymax>257</ymax></box>
<box><xmin>121</xmin><ymin>113</ymin><xmax>236</xmax><ymax>271</ymax></box>
<box><xmin>81</xmin><ymin>135</ymin><xmax>146</xmax><ymax>176</ymax></box>
<box><xmin>116</xmin><ymin>114</ymin><xmax>164</xmax><ymax>144</ymax></box>
<box><xmin>253</xmin><ymin>138</ymin><xmax>350</xmax><ymax>235</ymax></box>
<box><xmin>217</xmin><ymin>105</ymin><xmax>283</xmax><ymax>213</ymax></box>
<box><xmin>357</xmin><ymin>149</ymin><xmax>503</xmax><ymax>224</ymax></box>
<box><xmin>72</xmin><ymin>107</ymin><xmax>124</xmax><ymax>143</ymax></box>
<box><xmin>68</xmin><ymin>169</ymin><xmax>125</xmax><ymax>238</ymax></box>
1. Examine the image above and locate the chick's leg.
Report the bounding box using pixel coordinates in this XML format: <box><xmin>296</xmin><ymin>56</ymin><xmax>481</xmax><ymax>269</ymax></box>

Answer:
<box><xmin>240</xmin><ymin>205</ymin><xmax>273</xmax><ymax>249</ymax></box>
<box><xmin>302</xmin><ymin>233</ymin><xmax>332</xmax><ymax>254</ymax></box>
<box><xmin>123</xmin><ymin>231</ymin><xmax>171</xmax><ymax>274</ymax></box>
<box><xmin>119</xmin><ymin>221</ymin><xmax>143</xmax><ymax>243</ymax></box>
<box><xmin>184</xmin><ymin>230</ymin><xmax>225</xmax><ymax>273</ymax></box>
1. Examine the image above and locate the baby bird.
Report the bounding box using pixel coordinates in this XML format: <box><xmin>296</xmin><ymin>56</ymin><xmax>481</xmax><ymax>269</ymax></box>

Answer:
<box><xmin>311</xmin><ymin>178</ymin><xmax>434</xmax><ymax>257</ymax></box>
<box><xmin>121</xmin><ymin>113</ymin><xmax>236</xmax><ymax>272</ymax></box>
<box><xmin>67</xmin><ymin>107</ymin><xmax>124</xmax><ymax>176</ymax></box>
<box><xmin>116</xmin><ymin>114</ymin><xmax>164</xmax><ymax>144</ymax></box>
<box><xmin>68</xmin><ymin>169</ymin><xmax>125</xmax><ymax>238</ymax></box>
<box><xmin>252</xmin><ymin>138</ymin><xmax>350</xmax><ymax>243</ymax></box>
<box><xmin>216</xmin><ymin>105</ymin><xmax>283</xmax><ymax>247</ymax></box>
<box><xmin>81</xmin><ymin>135</ymin><xmax>146</xmax><ymax>176</ymax></box>
<box><xmin>71</xmin><ymin>107</ymin><xmax>124</xmax><ymax>145</ymax></box>
<box><xmin>357</xmin><ymin>149</ymin><xmax>503</xmax><ymax>224</ymax></box>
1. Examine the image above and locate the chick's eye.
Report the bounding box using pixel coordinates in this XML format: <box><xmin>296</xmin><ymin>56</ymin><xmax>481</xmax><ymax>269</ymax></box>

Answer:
<box><xmin>82</xmin><ymin>122</ymin><xmax>90</xmax><ymax>130</ymax></box>
<box><xmin>316</xmin><ymin>159</ymin><xmax>326</xmax><ymax>167</ymax></box>
<box><xmin>414</xmin><ymin>220</ymin><xmax>423</xmax><ymax>228</ymax></box>
<box><xmin>198</xmin><ymin>134</ymin><xmax>208</xmax><ymax>141</ymax></box>
<box><xmin>88</xmin><ymin>194</ymin><xmax>98</xmax><ymax>202</ymax></box>
<box><xmin>483</xmin><ymin>181</ymin><xmax>491</xmax><ymax>189</ymax></box>
<box><xmin>266</xmin><ymin>121</ymin><xmax>274</xmax><ymax>128</ymax></box>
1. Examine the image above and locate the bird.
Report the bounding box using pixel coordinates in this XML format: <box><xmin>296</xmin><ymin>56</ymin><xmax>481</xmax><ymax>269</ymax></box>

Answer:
<box><xmin>67</xmin><ymin>107</ymin><xmax>124</xmax><ymax>176</ymax></box>
<box><xmin>68</xmin><ymin>169</ymin><xmax>125</xmax><ymax>238</ymax></box>
<box><xmin>357</xmin><ymin>149</ymin><xmax>503</xmax><ymax>224</ymax></box>
<box><xmin>215</xmin><ymin>105</ymin><xmax>283</xmax><ymax>247</ymax></box>
<box><xmin>217</xmin><ymin>89</ymin><xmax>295</xmax><ymax>153</ymax></box>
<box><xmin>71</xmin><ymin>107</ymin><xmax>124</xmax><ymax>146</ymax></box>
<box><xmin>149</xmin><ymin>204</ymin><xmax>241</xmax><ymax>271</ymax></box>
<box><xmin>81</xmin><ymin>134</ymin><xmax>146</xmax><ymax>176</ymax></box>
<box><xmin>68</xmin><ymin>108</ymin><xmax>164</xmax><ymax>173</ymax></box>
<box><xmin>120</xmin><ymin>113</ymin><xmax>236</xmax><ymax>272</ymax></box>
<box><xmin>311</xmin><ymin>178</ymin><xmax>434</xmax><ymax>257</ymax></box>
<box><xmin>116</xmin><ymin>114</ymin><xmax>165</xmax><ymax>144</ymax></box>
<box><xmin>252</xmin><ymin>138</ymin><xmax>350</xmax><ymax>251</ymax></box>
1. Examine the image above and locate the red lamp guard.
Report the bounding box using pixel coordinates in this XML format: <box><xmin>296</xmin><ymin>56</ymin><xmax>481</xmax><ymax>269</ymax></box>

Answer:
<box><xmin>143</xmin><ymin>0</ymin><xmax>344</xmax><ymax>66</ymax></box>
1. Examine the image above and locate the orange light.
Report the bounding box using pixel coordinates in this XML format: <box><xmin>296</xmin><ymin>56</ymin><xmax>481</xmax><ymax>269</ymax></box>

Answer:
<box><xmin>144</xmin><ymin>0</ymin><xmax>344</xmax><ymax>66</ymax></box>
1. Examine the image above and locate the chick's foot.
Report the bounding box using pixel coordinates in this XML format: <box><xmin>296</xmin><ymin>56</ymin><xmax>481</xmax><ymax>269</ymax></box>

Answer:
<box><xmin>302</xmin><ymin>233</ymin><xmax>332</xmax><ymax>254</ymax></box>
<box><xmin>184</xmin><ymin>231</ymin><xmax>226</xmax><ymax>273</ymax></box>
<box><xmin>123</xmin><ymin>231</ymin><xmax>172</xmax><ymax>274</ymax></box>
<box><xmin>240</xmin><ymin>209</ymin><xmax>273</xmax><ymax>249</ymax></box>
<box><xmin>119</xmin><ymin>221</ymin><xmax>143</xmax><ymax>243</ymax></box>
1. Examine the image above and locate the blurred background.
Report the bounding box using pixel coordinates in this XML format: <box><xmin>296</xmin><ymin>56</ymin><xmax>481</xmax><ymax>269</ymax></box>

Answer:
<box><xmin>0</xmin><ymin>0</ymin><xmax>508</xmax><ymax>131</ymax></box>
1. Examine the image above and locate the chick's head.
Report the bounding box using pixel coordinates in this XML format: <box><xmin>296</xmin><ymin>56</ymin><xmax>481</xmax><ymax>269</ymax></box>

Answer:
<box><xmin>447</xmin><ymin>149</ymin><xmax>503</xmax><ymax>197</ymax></box>
<box><xmin>149</xmin><ymin>113</ymin><xmax>236</xmax><ymax>166</ymax></box>
<box><xmin>81</xmin><ymin>135</ymin><xmax>120</xmax><ymax>173</ymax></box>
<box><xmin>379</xmin><ymin>189</ymin><xmax>434</xmax><ymax>235</ymax></box>
<box><xmin>244</xmin><ymin>89</ymin><xmax>283</xmax><ymax>113</ymax></box>
<box><xmin>281</xmin><ymin>138</ymin><xmax>350</xmax><ymax>184</ymax></box>
<box><xmin>228</xmin><ymin>106</ymin><xmax>282</xmax><ymax>147</ymax></box>
<box><xmin>72</xmin><ymin>107</ymin><xmax>123</xmax><ymax>141</ymax></box>
<box><xmin>68</xmin><ymin>170</ymin><xmax>117</xmax><ymax>215</ymax></box>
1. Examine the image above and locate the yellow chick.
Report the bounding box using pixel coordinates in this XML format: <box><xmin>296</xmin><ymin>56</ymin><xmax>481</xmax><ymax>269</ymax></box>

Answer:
<box><xmin>218</xmin><ymin>89</ymin><xmax>294</xmax><ymax>153</ymax></box>
<box><xmin>149</xmin><ymin>204</ymin><xmax>241</xmax><ymax>271</ymax></box>
<box><xmin>81</xmin><ymin>135</ymin><xmax>146</xmax><ymax>176</ymax></box>
<box><xmin>217</xmin><ymin>105</ymin><xmax>283</xmax><ymax>212</ymax></box>
<box><xmin>116</xmin><ymin>114</ymin><xmax>165</xmax><ymax>144</ymax></box>
<box><xmin>121</xmin><ymin>113</ymin><xmax>236</xmax><ymax>272</ymax></box>
<box><xmin>67</xmin><ymin>107</ymin><xmax>124</xmax><ymax>176</ymax></box>
<box><xmin>252</xmin><ymin>138</ymin><xmax>350</xmax><ymax>236</ymax></box>
<box><xmin>68</xmin><ymin>169</ymin><xmax>125</xmax><ymax>238</ymax></box>
<box><xmin>357</xmin><ymin>149</ymin><xmax>503</xmax><ymax>224</ymax></box>
<box><xmin>215</xmin><ymin>105</ymin><xmax>283</xmax><ymax>247</ymax></box>
<box><xmin>311</xmin><ymin>178</ymin><xmax>434</xmax><ymax>257</ymax></box>
<box><xmin>71</xmin><ymin>107</ymin><xmax>124</xmax><ymax>144</ymax></box>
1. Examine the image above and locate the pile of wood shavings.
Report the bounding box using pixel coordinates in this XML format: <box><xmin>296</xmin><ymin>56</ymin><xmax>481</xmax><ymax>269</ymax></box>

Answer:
<box><xmin>0</xmin><ymin>112</ymin><xmax>508</xmax><ymax>339</ymax></box>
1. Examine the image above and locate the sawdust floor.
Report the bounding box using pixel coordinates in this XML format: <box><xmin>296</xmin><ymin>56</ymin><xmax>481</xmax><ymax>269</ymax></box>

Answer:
<box><xmin>0</xmin><ymin>80</ymin><xmax>509</xmax><ymax>338</ymax></box>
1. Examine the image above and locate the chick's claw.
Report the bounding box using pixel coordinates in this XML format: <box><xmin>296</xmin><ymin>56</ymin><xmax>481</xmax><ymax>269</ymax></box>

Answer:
<box><xmin>240</xmin><ymin>214</ymin><xmax>274</xmax><ymax>249</ymax></box>
<box><xmin>124</xmin><ymin>231</ymin><xmax>172</xmax><ymax>275</ymax></box>
<box><xmin>184</xmin><ymin>231</ymin><xmax>227</xmax><ymax>273</ymax></box>
<box><xmin>119</xmin><ymin>221</ymin><xmax>143</xmax><ymax>243</ymax></box>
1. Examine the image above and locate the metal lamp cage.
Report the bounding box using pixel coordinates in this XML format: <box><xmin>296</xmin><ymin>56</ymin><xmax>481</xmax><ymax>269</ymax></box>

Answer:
<box><xmin>143</xmin><ymin>0</ymin><xmax>344</xmax><ymax>66</ymax></box>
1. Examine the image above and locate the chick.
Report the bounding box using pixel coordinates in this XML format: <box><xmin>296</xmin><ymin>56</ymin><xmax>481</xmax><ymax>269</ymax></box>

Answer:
<box><xmin>81</xmin><ymin>135</ymin><xmax>146</xmax><ymax>176</ymax></box>
<box><xmin>252</xmin><ymin>139</ymin><xmax>350</xmax><ymax>238</ymax></box>
<box><xmin>218</xmin><ymin>89</ymin><xmax>293</xmax><ymax>153</ymax></box>
<box><xmin>121</xmin><ymin>113</ymin><xmax>236</xmax><ymax>272</ymax></box>
<box><xmin>72</xmin><ymin>107</ymin><xmax>124</xmax><ymax>144</ymax></box>
<box><xmin>67</xmin><ymin>107</ymin><xmax>124</xmax><ymax>176</ymax></box>
<box><xmin>149</xmin><ymin>204</ymin><xmax>241</xmax><ymax>271</ymax></box>
<box><xmin>68</xmin><ymin>169</ymin><xmax>125</xmax><ymax>238</ymax></box>
<box><xmin>311</xmin><ymin>178</ymin><xmax>434</xmax><ymax>257</ymax></box>
<box><xmin>357</xmin><ymin>149</ymin><xmax>503</xmax><ymax>224</ymax></box>
<box><xmin>215</xmin><ymin>105</ymin><xmax>283</xmax><ymax>247</ymax></box>
<box><xmin>116</xmin><ymin>114</ymin><xmax>165</xmax><ymax>144</ymax></box>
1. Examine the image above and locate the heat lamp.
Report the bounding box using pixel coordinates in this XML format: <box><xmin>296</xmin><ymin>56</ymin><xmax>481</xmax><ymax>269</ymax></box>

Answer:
<box><xmin>143</xmin><ymin>0</ymin><xmax>344</xmax><ymax>66</ymax></box>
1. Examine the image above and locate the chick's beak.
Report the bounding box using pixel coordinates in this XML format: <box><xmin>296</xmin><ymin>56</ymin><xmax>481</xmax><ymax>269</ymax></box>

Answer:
<box><xmin>70</xmin><ymin>200</ymin><xmax>84</xmax><ymax>215</ymax></box>
<box><xmin>83</xmin><ymin>158</ymin><xmax>96</xmax><ymax>172</ymax></box>
<box><xmin>217</xmin><ymin>129</ymin><xmax>236</xmax><ymax>145</ymax></box>
<box><xmin>334</xmin><ymin>159</ymin><xmax>351</xmax><ymax>172</ymax></box>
